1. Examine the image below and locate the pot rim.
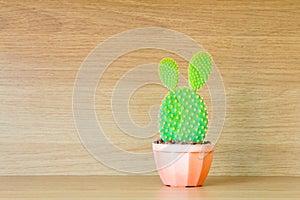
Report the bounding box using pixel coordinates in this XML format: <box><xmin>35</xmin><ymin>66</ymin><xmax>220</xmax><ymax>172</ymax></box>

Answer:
<box><xmin>152</xmin><ymin>142</ymin><xmax>214</xmax><ymax>153</ymax></box>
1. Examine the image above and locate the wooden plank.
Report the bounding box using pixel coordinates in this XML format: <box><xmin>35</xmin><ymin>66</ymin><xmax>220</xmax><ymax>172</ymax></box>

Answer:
<box><xmin>0</xmin><ymin>176</ymin><xmax>299</xmax><ymax>199</ymax></box>
<box><xmin>0</xmin><ymin>1</ymin><xmax>299</xmax><ymax>176</ymax></box>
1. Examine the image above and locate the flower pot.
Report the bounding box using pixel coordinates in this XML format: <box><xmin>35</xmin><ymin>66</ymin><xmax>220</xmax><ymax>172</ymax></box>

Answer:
<box><xmin>152</xmin><ymin>142</ymin><xmax>214</xmax><ymax>187</ymax></box>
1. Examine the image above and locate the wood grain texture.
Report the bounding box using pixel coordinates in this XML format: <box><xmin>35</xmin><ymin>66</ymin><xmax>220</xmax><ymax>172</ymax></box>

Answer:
<box><xmin>0</xmin><ymin>176</ymin><xmax>299</xmax><ymax>199</ymax></box>
<box><xmin>0</xmin><ymin>0</ymin><xmax>300</xmax><ymax>176</ymax></box>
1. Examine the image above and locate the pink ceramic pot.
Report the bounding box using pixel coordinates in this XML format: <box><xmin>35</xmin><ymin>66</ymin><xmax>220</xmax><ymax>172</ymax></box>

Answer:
<box><xmin>153</xmin><ymin>142</ymin><xmax>214</xmax><ymax>187</ymax></box>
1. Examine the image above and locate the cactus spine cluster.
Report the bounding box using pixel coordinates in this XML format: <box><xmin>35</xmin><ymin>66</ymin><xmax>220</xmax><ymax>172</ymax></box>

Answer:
<box><xmin>159</xmin><ymin>52</ymin><xmax>213</xmax><ymax>143</ymax></box>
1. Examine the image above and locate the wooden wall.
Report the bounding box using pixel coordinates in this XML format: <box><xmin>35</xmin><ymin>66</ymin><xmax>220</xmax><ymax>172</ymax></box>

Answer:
<box><xmin>0</xmin><ymin>0</ymin><xmax>299</xmax><ymax>176</ymax></box>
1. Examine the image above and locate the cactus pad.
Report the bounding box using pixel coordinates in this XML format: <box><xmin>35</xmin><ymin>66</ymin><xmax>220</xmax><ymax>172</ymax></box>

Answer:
<box><xmin>159</xmin><ymin>87</ymin><xmax>208</xmax><ymax>143</ymax></box>
<box><xmin>158</xmin><ymin>58</ymin><xmax>179</xmax><ymax>91</ymax></box>
<box><xmin>189</xmin><ymin>52</ymin><xmax>213</xmax><ymax>90</ymax></box>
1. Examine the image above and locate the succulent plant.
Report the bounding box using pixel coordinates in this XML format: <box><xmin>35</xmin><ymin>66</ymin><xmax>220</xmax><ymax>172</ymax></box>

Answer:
<box><xmin>158</xmin><ymin>52</ymin><xmax>213</xmax><ymax>143</ymax></box>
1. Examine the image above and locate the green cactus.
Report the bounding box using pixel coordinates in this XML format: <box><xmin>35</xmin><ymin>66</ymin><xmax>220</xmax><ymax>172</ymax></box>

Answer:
<box><xmin>158</xmin><ymin>52</ymin><xmax>213</xmax><ymax>143</ymax></box>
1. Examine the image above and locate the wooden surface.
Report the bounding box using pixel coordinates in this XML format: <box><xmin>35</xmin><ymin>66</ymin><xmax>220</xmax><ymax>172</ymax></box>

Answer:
<box><xmin>0</xmin><ymin>1</ymin><xmax>300</xmax><ymax>176</ymax></box>
<box><xmin>0</xmin><ymin>176</ymin><xmax>299</xmax><ymax>199</ymax></box>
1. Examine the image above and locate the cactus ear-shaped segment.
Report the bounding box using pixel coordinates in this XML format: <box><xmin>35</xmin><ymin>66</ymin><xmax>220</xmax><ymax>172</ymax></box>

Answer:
<box><xmin>188</xmin><ymin>52</ymin><xmax>213</xmax><ymax>90</ymax></box>
<box><xmin>159</xmin><ymin>58</ymin><xmax>179</xmax><ymax>90</ymax></box>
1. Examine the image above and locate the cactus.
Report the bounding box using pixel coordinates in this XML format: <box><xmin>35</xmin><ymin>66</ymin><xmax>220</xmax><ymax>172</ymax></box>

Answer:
<box><xmin>158</xmin><ymin>52</ymin><xmax>213</xmax><ymax>143</ymax></box>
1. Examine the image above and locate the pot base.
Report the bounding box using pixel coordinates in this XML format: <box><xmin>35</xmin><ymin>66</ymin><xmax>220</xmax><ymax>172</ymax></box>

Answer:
<box><xmin>153</xmin><ymin>143</ymin><xmax>214</xmax><ymax>187</ymax></box>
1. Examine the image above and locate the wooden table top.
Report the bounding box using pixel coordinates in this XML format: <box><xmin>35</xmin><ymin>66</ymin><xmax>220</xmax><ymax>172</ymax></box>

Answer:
<box><xmin>0</xmin><ymin>176</ymin><xmax>299</xmax><ymax>199</ymax></box>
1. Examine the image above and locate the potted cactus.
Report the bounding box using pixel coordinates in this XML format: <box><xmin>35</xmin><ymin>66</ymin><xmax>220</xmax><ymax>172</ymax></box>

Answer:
<box><xmin>153</xmin><ymin>52</ymin><xmax>214</xmax><ymax>187</ymax></box>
